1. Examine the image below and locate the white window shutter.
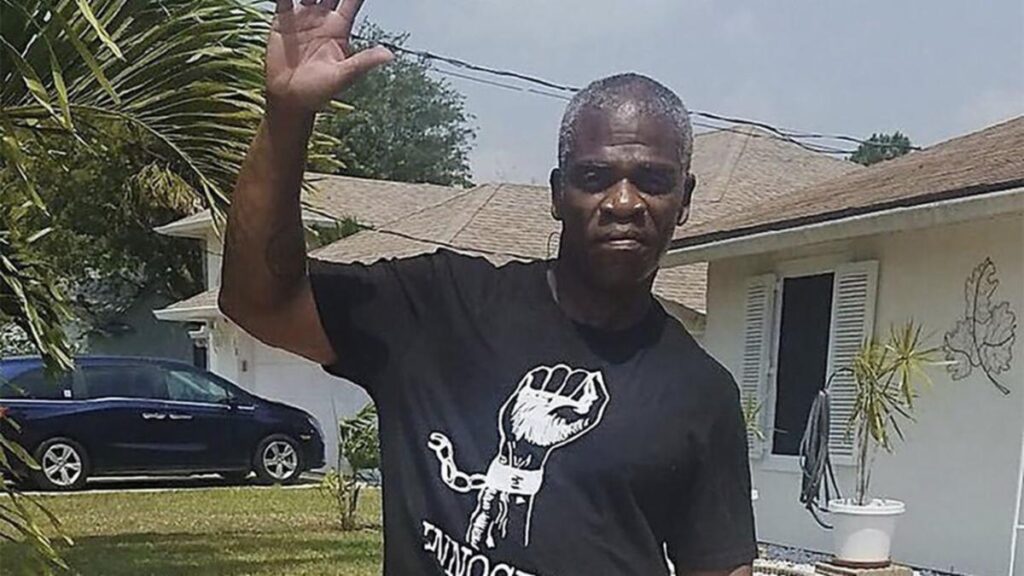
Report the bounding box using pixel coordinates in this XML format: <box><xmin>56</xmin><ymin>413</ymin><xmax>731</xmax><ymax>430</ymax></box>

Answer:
<box><xmin>740</xmin><ymin>274</ymin><xmax>776</xmax><ymax>459</ymax></box>
<box><xmin>826</xmin><ymin>261</ymin><xmax>879</xmax><ymax>466</ymax></box>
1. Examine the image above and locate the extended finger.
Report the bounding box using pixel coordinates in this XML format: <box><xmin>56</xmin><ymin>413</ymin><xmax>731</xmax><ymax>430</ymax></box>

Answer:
<box><xmin>337</xmin><ymin>0</ymin><xmax>367</xmax><ymax>35</ymax></box>
<box><xmin>337</xmin><ymin>0</ymin><xmax>365</xmax><ymax>21</ymax></box>
<box><xmin>334</xmin><ymin>45</ymin><xmax>394</xmax><ymax>88</ymax></box>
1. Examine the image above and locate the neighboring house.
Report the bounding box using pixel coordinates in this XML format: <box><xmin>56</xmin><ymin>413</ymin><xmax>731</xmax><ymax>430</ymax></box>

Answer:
<box><xmin>153</xmin><ymin>129</ymin><xmax>856</xmax><ymax>470</ymax></box>
<box><xmin>665</xmin><ymin>116</ymin><xmax>1024</xmax><ymax>575</ymax></box>
<box><xmin>85</xmin><ymin>291</ymin><xmax>196</xmax><ymax>363</ymax></box>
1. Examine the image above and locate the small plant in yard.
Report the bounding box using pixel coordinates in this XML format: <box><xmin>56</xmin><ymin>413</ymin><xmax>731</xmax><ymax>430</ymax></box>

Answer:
<box><xmin>845</xmin><ymin>321</ymin><xmax>944</xmax><ymax>506</ymax></box>
<box><xmin>320</xmin><ymin>403</ymin><xmax>380</xmax><ymax>530</ymax></box>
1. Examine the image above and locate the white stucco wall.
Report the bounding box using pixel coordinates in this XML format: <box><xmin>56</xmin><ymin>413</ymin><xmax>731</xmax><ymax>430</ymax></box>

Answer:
<box><xmin>699</xmin><ymin>212</ymin><xmax>1024</xmax><ymax>575</ymax></box>
<box><xmin>205</xmin><ymin>230</ymin><xmax>223</xmax><ymax>289</ymax></box>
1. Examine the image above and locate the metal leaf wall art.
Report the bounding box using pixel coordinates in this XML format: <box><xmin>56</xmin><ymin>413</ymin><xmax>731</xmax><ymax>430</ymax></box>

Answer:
<box><xmin>944</xmin><ymin>258</ymin><xmax>1018</xmax><ymax>394</ymax></box>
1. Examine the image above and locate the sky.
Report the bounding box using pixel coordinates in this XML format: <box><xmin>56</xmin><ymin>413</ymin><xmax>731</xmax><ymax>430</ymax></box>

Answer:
<box><xmin>355</xmin><ymin>0</ymin><xmax>1023</xmax><ymax>185</ymax></box>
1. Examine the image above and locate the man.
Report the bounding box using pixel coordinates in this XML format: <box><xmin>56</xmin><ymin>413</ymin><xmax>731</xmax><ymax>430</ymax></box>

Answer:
<box><xmin>220</xmin><ymin>0</ymin><xmax>757</xmax><ymax>574</ymax></box>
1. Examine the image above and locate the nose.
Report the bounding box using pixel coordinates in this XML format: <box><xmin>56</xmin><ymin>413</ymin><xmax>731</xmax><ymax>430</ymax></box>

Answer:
<box><xmin>600</xmin><ymin>178</ymin><xmax>646</xmax><ymax>221</ymax></box>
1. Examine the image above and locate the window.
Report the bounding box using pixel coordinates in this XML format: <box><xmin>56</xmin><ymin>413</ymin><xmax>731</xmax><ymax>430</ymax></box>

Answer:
<box><xmin>771</xmin><ymin>274</ymin><xmax>834</xmax><ymax>456</ymax></box>
<box><xmin>740</xmin><ymin>261</ymin><xmax>878</xmax><ymax>465</ymax></box>
<box><xmin>0</xmin><ymin>369</ymin><xmax>70</xmax><ymax>400</ymax></box>
<box><xmin>164</xmin><ymin>369</ymin><xmax>231</xmax><ymax>404</ymax></box>
<box><xmin>80</xmin><ymin>365</ymin><xmax>167</xmax><ymax>400</ymax></box>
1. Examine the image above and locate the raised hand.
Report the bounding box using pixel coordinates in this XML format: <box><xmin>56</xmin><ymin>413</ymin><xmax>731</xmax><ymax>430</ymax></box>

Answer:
<box><xmin>266</xmin><ymin>0</ymin><xmax>394</xmax><ymax>113</ymax></box>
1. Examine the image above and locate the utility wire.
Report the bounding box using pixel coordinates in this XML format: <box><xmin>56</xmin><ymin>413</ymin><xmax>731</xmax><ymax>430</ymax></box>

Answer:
<box><xmin>432</xmin><ymin>64</ymin><xmax>857</xmax><ymax>155</ymax></box>
<box><xmin>434</xmin><ymin>68</ymin><xmax>572</xmax><ymax>102</ymax></box>
<box><xmin>356</xmin><ymin>34</ymin><xmax>921</xmax><ymax>154</ymax></box>
<box><xmin>691</xmin><ymin>120</ymin><xmax>857</xmax><ymax>155</ymax></box>
<box><xmin>355</xmin><ymin>35</ymin><xmax>581</xmax><ymax>93</ymax></box>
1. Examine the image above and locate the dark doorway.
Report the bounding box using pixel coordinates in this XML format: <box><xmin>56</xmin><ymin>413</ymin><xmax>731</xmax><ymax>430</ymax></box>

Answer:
<box><xmin>771</xmin><ymin>273</ymin><xmax>835</xmax><ymax>456</ymax></box>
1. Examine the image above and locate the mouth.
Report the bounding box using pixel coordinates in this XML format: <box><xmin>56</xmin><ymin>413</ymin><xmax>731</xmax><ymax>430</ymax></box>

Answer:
<box><xmin>602</xmin><ymin>238</ymin><xmax>644</xmax><ymax>249</ymax></box>
<box><xmin>597</xmin><ymin>230</ymin><xmax>648</xmax><ymax>250</ymax></box>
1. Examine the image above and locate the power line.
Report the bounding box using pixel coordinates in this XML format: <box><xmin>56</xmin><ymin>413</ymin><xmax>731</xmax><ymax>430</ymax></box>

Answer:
<box><xmin>431</xmin><ymin>65</ymin><xmax>857</xmax><ymax>155</ymax></box>
<box><xmin>433</xmin><ymin>68</ymin><xmax>572</xmax><ymax>102</ymax></box>
<box><xmin>357</xmin><ymin>34</ymin><xmax>921</xmax><ymax>154</ymax></box>
<box><xmin>354</xmin><ymin>35</ymin><xmax>580</xmax><ymax>93</ymax></box>
<box><xmin>690</xmin><ymin>120</ymin><xmax>856</xmax><ymax>155</ymax></box>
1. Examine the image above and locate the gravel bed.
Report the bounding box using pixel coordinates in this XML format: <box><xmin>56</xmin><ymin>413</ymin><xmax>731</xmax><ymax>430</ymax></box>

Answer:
<box><xmin>760</xmin><ymin>543</ymin><xmax>970</xmax><ymax>576</ymax></box>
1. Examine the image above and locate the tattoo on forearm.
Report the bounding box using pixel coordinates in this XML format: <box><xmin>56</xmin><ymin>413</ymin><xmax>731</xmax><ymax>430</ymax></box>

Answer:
<box><xmin>265</xmin><ymin>222</ymin><xmax>306</xmax><ymax>280</ymax></box>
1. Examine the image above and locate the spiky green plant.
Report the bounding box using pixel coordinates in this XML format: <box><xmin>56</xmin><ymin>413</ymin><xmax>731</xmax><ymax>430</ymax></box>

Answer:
<box><xmin>845</xmin><ymin>321</ymin><xmax>944</xmax><ymax>505</ymax></box>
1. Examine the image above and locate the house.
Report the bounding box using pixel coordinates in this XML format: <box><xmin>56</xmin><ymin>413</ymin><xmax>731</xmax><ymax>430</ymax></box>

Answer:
<box><xmin>153</xmin><ymin>127</ymin><xmax>857</xmax><ymax>470</ymax></box>
<box><xmin>663</xmin><ymin>116</ymin><xmax>1024</xmax><ymax>575</ymax></box>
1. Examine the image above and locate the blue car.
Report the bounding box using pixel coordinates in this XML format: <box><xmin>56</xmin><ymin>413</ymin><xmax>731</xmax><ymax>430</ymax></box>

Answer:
<box><xmin>0</xmin><ymin>356</ymin><xmax>325</xmax><ymax>490</ymax></box>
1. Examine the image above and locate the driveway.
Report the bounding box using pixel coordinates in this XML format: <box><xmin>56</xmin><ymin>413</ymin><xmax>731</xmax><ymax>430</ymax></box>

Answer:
<box><xmin>8</xmin><ymin>473</ymin><xmax>320</xmax><ymax>495</ymax></box>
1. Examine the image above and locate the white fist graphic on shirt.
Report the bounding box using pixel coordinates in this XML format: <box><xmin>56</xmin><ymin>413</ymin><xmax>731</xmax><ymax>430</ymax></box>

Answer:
<box><xmin>499</xmin><ymin>365</ymin><xmax>609</xmax><ymax>468</ymax></box>
<box><xmin>428</xmin><ymin>364</ymin><xmax>610</xmax><ymax>550</ymax></box>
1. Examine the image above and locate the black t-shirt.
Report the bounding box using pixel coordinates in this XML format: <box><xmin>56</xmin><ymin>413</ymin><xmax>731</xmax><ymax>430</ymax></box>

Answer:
<box><xmin>309</xmin><ymin>250</ymin><xmax>756</xmax><ymax>576</ymax></box>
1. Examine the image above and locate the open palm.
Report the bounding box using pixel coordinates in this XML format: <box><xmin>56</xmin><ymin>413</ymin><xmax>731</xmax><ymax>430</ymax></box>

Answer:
<box><xmin>266</xmin><ymin>0</ymin><xmax>393</xmax><ymax>112</ymax></box>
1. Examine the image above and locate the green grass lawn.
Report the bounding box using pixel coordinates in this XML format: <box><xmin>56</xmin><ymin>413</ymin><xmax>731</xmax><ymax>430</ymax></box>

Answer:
<box><xmin>1</xmin><ymin>485</ymin><xmax>383</xmax><ymax>575</ymax></box>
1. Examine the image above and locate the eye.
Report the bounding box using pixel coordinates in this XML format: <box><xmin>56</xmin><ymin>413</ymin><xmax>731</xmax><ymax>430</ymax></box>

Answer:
<box><xmin>631</xmin><ymin>168</ymin><xmax>677</xmax><ymax>195</ymax></box>
<box><xmin>581</xmin><ymin>170</ymin><xmax>602</xmax><ymax>187</ymax></box>
<box><xmin>569</xmin><ymin>165</ymin><xmax>613</xmax><ymax>192</ymax></box>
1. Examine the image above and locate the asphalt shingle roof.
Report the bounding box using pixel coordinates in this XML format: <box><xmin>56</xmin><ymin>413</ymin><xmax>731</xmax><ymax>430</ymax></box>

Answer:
<box><xmin>312</xmin><ymin>128</ymin><xmax>857</xmax><ymax>312</ymax></box>
<box><xmin>160</xmin><ymin>127</ymin><xmax>856</xmax><ymax>316</ymax></box>
<box><xmin>675</xmin><ymin>116</ymin><xmax>1024</xmax><ymax>248</ymax></box>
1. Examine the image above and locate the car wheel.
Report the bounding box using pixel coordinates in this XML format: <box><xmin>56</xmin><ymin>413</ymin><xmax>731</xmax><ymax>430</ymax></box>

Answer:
<box><xmin>33</xmin><ymin>438</ymin><xmax>89</xmax><ymax>491</ymax></box>
<box><xmin>219</xmin><ymin>471</ymin><xmax>252</xmax><ymax>484</ymax></box>
<box><xmin>254</xmin><ymin>434</ymin><xmax>302</xmax><ymax>485</ymax></box>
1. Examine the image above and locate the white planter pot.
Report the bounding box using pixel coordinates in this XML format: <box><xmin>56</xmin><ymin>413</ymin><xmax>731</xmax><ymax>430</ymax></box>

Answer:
<box><xmin>829</xmin><ymin>498</ymin><xmax>905</xmax><ymax>565</ymax></box>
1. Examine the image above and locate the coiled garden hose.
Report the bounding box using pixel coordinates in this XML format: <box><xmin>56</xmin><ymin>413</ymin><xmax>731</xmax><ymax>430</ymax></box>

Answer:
<box><xmin>798</xmin><ymin>373</ymin><xmax>842</xmax><ymax>529</ymax></box>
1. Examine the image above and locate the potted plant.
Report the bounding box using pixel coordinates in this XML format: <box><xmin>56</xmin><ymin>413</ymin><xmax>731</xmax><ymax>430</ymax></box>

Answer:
<box><xmin>829</xmin><ymin>321</ymin><xmax>942</xmax><ymax>566</ymax></box>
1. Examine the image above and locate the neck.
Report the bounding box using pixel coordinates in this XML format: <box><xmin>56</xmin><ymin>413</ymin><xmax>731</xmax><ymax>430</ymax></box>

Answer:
<box><xmin>548</xmin><ymin>260</ymin><xmax>654</xmax><ymax>331</ymax></box>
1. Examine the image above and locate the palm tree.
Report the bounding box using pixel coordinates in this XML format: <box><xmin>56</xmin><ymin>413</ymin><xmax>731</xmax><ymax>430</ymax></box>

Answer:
<box><xmin>0</xmin><ymin>1</ymin><xmax>341</xmax><ymax>570</ymax></box>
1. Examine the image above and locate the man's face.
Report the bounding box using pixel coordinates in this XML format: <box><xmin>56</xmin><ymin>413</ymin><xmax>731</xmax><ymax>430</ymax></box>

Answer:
<box><xmin>551</xmin><ymin>102</ymin><xmax>695</xmax><ymax>290</ymax></box>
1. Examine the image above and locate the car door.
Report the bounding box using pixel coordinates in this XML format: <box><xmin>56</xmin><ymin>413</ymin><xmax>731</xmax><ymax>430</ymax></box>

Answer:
<box><xmin>158</xmin><ymin>366</ymin><xmax>250</xmax><ymax>470</ymax></box>
<box><xmin>77</xmin><ymin>363</ymin><xmax>174</xmax><ymax>472</ymax></box>
<box><xmin>0</xmin><ymin>366</ymin><xmax>76</xmax><ymax>459</ymax></box>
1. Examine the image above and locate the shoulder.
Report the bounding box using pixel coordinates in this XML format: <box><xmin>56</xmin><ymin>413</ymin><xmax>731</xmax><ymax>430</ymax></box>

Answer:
<box><xmin>659</xmin><ymin>314</ymin><xmax>741</xmax><ymax>408</ymax></box>
<box><xmin>427</xmin><ymin>249</ymin><xmax>536</xmax><ymax>287</ymax></box>
<box><xmin>419</xmin><ymin>250</ymin><xmax>539</xmax><ymax>310</ymax></box>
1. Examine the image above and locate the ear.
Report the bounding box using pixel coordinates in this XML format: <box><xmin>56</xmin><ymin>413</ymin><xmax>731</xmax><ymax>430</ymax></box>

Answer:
<box><xmin>549</xmin><ymin>168</ymin><xmax>563</xmax><ymax>221</ymax></box>
<box><xmin>677</xmin><ymin>172</ymin><xmax>697</xmax><ymax>226</ymax></box>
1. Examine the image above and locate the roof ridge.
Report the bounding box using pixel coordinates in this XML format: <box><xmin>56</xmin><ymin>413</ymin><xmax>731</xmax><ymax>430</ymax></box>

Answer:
<box><xmin>306</xmin><ymin>171</ymin><xmax>458</xmax><ymax>192</ymax></box>
<box><xmin>377</xmin><ymin>184</ymin><xmax>485</xmax><ymax>230</ymax></box>
<box><xmin>705</xmin><ymin>130</ymin><xmax>752</xmax><ymax>203</ymax></box>
<box><xmin>449</xmin><ymin>184</ymin><xmax>504</xmax><ymax>244</ymax></box>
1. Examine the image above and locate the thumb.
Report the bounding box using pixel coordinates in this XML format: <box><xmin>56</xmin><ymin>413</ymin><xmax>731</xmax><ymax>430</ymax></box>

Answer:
<box><xmin>335</xmin><ymin>45</ymin><xmax>395</xmax><ymax>88</ymax></box>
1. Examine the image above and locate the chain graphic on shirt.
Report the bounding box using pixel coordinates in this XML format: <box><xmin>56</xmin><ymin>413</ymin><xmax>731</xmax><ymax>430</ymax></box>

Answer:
<box><xmin>427</xmin><ymin>433</ymin><xmax>487</xmax><ymax>493</ymax></box>
<box><xmin>426</xmin><ymin>364</ymin><xmax>610</xmax><ymax>551</ymax></box>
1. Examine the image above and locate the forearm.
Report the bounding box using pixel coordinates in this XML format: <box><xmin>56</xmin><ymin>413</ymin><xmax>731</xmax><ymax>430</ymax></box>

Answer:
<box><xmin>220</xmin><ymin>101</ymin><xmax>315</xmax><ymax>333</ymax></box>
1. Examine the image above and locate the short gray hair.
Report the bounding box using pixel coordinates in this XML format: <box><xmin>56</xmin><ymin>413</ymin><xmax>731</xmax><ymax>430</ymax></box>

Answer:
<box><xmin>558</xmin><ymin>73</ymin><xmax>693</xmax><ymax>169</ymax></box>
